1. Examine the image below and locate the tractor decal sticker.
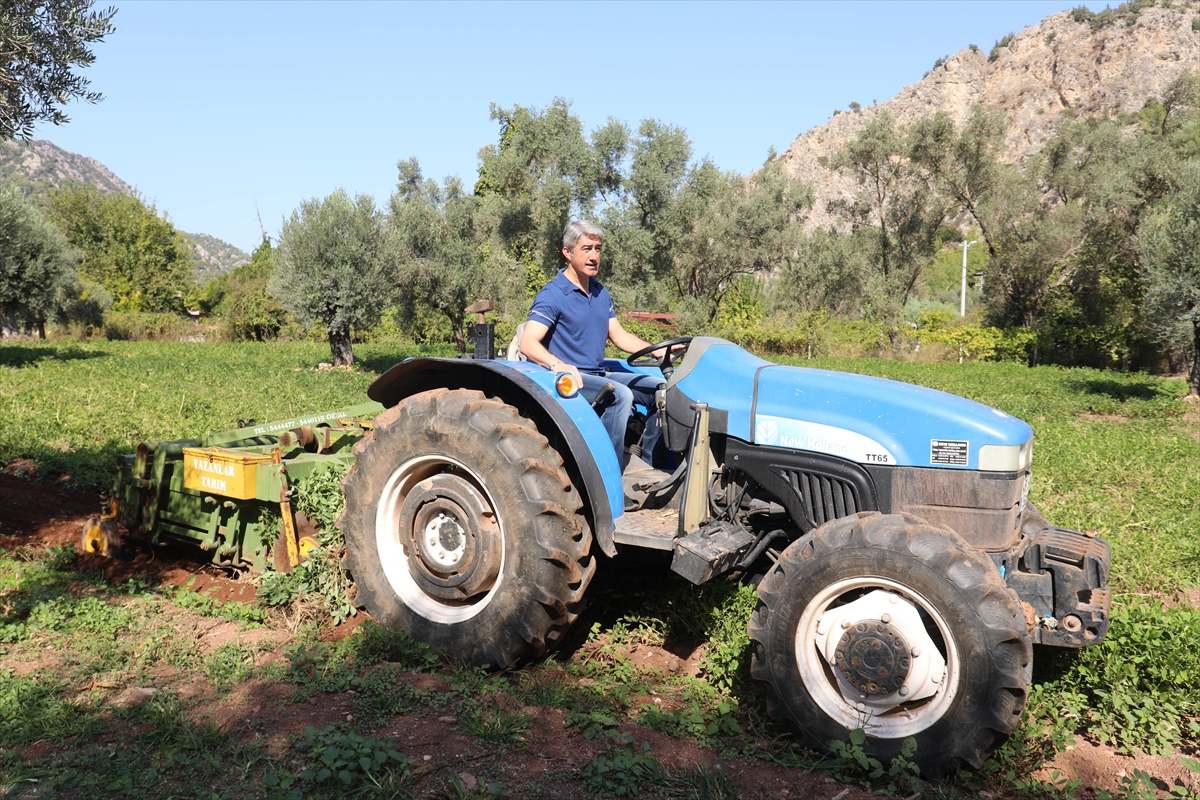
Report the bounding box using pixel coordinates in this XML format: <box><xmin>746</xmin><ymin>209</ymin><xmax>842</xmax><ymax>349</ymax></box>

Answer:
<box><xmin>930</xmin><ymin>439</ymin><xmax>969</xmax><ymax>466</ymax></box>
<box><xmin>754</xmin><ymin>415</ymin><xmax>896</xmax><ymax>465</ymax></box>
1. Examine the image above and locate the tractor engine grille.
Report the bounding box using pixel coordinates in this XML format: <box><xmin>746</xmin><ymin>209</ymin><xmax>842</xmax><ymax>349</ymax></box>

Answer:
<box><xmin>776</xmin><ymin>468</ymin><xmax>860</xmax><ymax>527</ymax></box>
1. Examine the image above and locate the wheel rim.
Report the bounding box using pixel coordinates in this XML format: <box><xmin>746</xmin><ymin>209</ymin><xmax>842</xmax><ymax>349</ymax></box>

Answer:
<box><xmin>376</xmin><ymin>455</ymin><xmax>505</xmax><ymax>623</ymax></box>
<box><xmin>795</xmin><ymin>577</ymin><xmax>959</xmax><ymax>739</ymax></box>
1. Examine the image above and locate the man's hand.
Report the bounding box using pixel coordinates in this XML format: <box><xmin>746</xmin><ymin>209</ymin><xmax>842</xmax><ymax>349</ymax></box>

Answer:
<box><xmin>553</xmin><ymin>360</ymin><xmax>583</xmax><ymax>387</ymax></box>
<box><xmin>649</xmin><ymin>343</ymin><xmax>686</xmax><ymax>360</ymax></box>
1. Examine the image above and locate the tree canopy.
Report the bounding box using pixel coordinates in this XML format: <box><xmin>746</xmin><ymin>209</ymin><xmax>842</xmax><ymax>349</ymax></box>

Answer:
<box><xmin>0</xmin><ymin>0</ymin><xmax>116</xmax><ymax>140</ymax></box>
<box><xmin>48</xmin><ymin>183</ymin><xmax>193</xmax><ymax>313</ymax></box>
<box><xmin>273</xmin><ymin>189</ymin><xmax>390</xmax><ymax>367</ymax></box>
<box><xmin>0</xmin><ymin>183</ymin><xmax>78</xmax><ymax>337</ymax></box>
<box><xmin>1138</xmin><ymin>161</ymin><xmax>1200</xmax><ymax>395</ymax></box>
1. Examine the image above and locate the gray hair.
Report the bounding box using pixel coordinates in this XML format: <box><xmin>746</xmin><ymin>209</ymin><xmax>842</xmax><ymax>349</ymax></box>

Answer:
<box><xmin>562</xmin><ymin>219</ymin><xmax>604</xmax><ymax>250</ymax></box>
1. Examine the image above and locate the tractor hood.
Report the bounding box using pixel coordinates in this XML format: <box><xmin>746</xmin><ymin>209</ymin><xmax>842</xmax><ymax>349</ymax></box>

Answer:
<box><xmin>670</xmin><ymin>339</ymin><xmax>1033</xmax><ymax>471</ymax></box>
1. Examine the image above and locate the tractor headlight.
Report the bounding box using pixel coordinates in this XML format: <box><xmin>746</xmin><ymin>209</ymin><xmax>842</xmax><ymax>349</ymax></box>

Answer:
<box><xmin>554</xmin><ymin>371</ymin><xmax>580</xmax><ymax>398</ymax></box>
<box><xmin>978</xmin><ymin>440</ymin><xmax>1033</xmax><ymax>472</ymax></box>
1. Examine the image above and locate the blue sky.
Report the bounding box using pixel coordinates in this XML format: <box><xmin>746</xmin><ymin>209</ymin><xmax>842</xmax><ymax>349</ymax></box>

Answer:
<box><xmin>42</xmin><ymin>1</ymin><xmax>1093</xmax><ymax>254</ymax></box>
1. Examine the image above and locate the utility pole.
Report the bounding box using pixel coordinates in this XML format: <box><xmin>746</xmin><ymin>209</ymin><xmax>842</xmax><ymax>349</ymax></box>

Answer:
<box><xmin>960</xmin><ymin>240</ymin><xmax>977</xmax><ymax>317</ymax></box>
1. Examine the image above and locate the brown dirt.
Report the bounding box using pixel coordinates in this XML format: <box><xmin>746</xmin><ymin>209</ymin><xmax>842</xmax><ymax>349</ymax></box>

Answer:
<box><xmin>2</xmin><ymin>473</ymin><xmax>1197</xmax><ymax>798</ymax></box>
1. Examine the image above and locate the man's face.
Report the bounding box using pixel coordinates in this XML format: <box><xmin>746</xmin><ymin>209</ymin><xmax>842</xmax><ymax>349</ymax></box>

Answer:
<box><xmin>563</xmin><ymin>235</ymin><xmax>601</xmax><ymax>280</ymax></box>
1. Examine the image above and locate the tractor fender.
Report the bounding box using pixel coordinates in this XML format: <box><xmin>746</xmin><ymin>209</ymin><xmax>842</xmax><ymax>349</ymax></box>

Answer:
<box><xmin>367</xmin><ymin>358</ymin><xmax>621</xmax><ymax>556</ymax></box>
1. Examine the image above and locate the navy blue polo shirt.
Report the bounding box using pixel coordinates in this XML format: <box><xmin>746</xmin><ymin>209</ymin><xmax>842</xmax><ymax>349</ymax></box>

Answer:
<box><xmin>528</xmin><ymin>269</ymin><xmax>615</xmax><ymax>375</ymax></box>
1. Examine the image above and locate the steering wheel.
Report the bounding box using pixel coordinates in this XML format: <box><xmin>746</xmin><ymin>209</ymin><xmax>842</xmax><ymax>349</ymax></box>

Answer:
<box><xmin>626</xmin><ymin>337</ymin><xmax>694</xmax><ymax>379</ymax></box>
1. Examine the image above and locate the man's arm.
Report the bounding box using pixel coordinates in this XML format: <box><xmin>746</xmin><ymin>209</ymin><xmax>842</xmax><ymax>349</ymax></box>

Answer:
<box><xmin>521</xmin><ymin>320</ymin><xmax>583</xmax><ymax>384</ymax></box>
<box><xmin>607</xmin><ymin>317</ymin><xmax>655</xmax><ymax>355</ymax></box>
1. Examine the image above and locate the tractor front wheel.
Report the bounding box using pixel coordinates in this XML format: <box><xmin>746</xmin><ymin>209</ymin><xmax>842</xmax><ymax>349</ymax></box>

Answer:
<box><xmin>748</xmin><ymin>512</ymin><xmax>1031</xmax><ymax>776</ymax></box>
<box><xmin>339</xmin><ymin>389</ymin><xmax>595</xmax><ymax>668</ymax></box>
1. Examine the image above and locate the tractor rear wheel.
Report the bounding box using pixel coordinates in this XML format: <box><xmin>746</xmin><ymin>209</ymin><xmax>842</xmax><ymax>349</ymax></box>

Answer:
<box><xmin>748</xmin><ymin>512</ymin><xmax>1031</xmax><ymax>777</ymax></box>
<box><xmin>339</xmin><ymin>389</ymin><xmax>595</xmax><ymax>668</ymax></box>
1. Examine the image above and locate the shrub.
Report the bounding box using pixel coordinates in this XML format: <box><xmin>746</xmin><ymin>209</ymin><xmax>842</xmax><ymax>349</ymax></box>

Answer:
<box><xmin>989</xmin><ymin>32</ymin><xmax>1014</xmax><ymax>62</ymax></box>
<box><xmin>102</xmin><ymin>311</ymin><xmax>201</xmax><ymax>341</ymax></box>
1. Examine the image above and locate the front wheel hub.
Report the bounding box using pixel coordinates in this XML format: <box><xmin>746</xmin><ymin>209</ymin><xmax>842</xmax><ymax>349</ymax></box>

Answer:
<box><xmin>397</xmin><ymin>473</ymin><xmax>501</xmax><ymax>602</ymax></box>
<box><xmin>835</xmin><ymin>620</ymin><xmax>911</xmax><ymax>696</ymax></box>
<box><xmin>812</xmin><ymin>589</ymin><xmax>947</xmax><ymax>714</ymax></box>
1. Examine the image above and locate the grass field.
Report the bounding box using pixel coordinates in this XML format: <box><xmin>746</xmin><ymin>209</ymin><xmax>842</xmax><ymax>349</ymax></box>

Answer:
<box><xmin>1</xmin><ymin>340</ymin><xmax>1199</xmax><ymax>797</ymax></box>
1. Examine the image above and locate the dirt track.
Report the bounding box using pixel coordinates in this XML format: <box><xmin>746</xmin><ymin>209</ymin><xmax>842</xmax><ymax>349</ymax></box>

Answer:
<box><xmin>0</xmin><ymin>473</ymin><xmax>255</xmax><ymax>603</ymax></box>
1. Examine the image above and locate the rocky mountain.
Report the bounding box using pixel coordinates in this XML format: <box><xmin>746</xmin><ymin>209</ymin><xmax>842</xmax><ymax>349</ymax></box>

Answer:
<box><xmin>779</xmin><ymin>3</ymin><xmax>1200</xmax><ymax>229</ymax></box>
<box><xmin>183</xmin><ymin>231</ymin><xmax>252</xmax><ymax>284</ymax></box>
<box><xmin>0</xmin><ymin>138</ymin><xmax>131</xmax><ymax>197</ymax></box>
<box><xmin>0</xmin><ymin>138</ymin><xmax>249</xmax><ymax>277</ymax></box>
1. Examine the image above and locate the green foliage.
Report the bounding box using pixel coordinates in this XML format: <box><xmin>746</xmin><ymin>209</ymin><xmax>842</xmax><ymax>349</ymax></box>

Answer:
<box><xmin>696</xmin><ymin>582</ymin><xmax>757</xmax><ymax>693</ymax></box>
<box><xmin>580</xmin><ymin>731</ymin><xmax>666</xmax><ymax>797</ymax></box>
<box><xmin>672</xmin><ymin>158</ymin><xmax>813</xmax><ymax>325</ymax></box>
<box><xmin>637</xmin><ymin>699</ymin><xmax>742</xmax><ymax>741</ymax></box>
<box><xmin>989</xmin><ymin>32</ymin><xmax>1014</xmax><ymax>62</ymax></box>
<box><xmin>100</xmin><ymin>310</ymin><xmax>194</xmax><ymax>341</ymax></box>
<box><xmin>916</xmin><ymin>313</ymin><xmax>1037</xmax><ymax>362</ymax></box>
<box><xmin>1071</xmin><ymin>5</ymin><xmax>1097</xmax><ymax>24</ymax></box>
<box><xmin>352</xmin><ymin>662</ymin><xmax>428</xmax><ymax>725</ymax></box>
<box><xmin>1137</xmin><ymin>159</ymin><xmax>1200</xmax><ymax>392</ymax></box>
<box><xmin>294</xmin><ymin>724</ymin><xmax>414</xmax><ymax>790</ymax></box>
<box><xmin>1038</xmin><ymin>598</ymin><xmax>1200</xmax><ymax>754</ymax></box>
<box><xmin>350</xmin><ymin>619</ymin><xmax>440</xmax><ymax>671</ymax></box>
<box><xmin>0</xmin><ymin>183</ymin><xmax>79</xmax><ymax>336</ymax></box>
<box><xmin>0</xmin><ymin>339</ymin><xmax>418</xmax><ymax>489</ymax></box>
<box><xmin>274</xmin><ymin>189</ymin><xmax>390</xmax><ymax>366</ymax></box>
<box><xmin>170</xmin><ymin>581</ymin><xmax>265</xmax><ymax>624</ymax></box>
<box><xmin>202</xmin><ymin>642</ymin><xmax>257</xmax><ymax>690</ymax></box>
<box><xmin>0</xmin><ymin>0</ymin><xmax>116</xmax><ymax>140</ymax></box>
<box><xmin>203</xmin><ymin>236</ymin><xmax>289</xmax><ymax>341</ymax></box>
<box><xmin>257</xmin><ymin>460</ymin><xmax>356</xmax><ymax>621</ymax></box>
<box><xmin>827</xmin><ymin>728</ymin><xmax>924</xmax><ymax>795</ymax></box>
<box><xmin>389</xmin><ymin>162</ymin><xmax>518</xmax><ymax>353</ymax></box>
<box><xmin>459</xmin><ymin>698</ymin><xmax>531</xmax><ymax>744</ymax></box>
<box><xmin>830</xmin><ymin>109</ymin><xmax>953</xmax><ymax>323</ymax></box>
<box><xmin>48</xmin><ymin>182</ymin><xmax>193</xmax><ymax>313</ymax></box>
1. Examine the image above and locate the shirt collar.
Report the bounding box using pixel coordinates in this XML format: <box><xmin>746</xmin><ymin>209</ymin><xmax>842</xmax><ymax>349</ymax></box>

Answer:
<box><xmin>552</xmin><ymin>268</ymin><xmax>596</xmax><ymax>296</ymax></box>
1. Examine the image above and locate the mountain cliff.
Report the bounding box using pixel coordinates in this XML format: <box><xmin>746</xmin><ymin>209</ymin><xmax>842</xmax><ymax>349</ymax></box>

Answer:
<box><xmin>779</xmin><ymin>4</ymin><xmax>1200</xmax><ymax>228</ymax></box>
<box><xmin>0</xmin><ymin>138</ymin><xmax>249</xmax><ymax>278</ymax></box>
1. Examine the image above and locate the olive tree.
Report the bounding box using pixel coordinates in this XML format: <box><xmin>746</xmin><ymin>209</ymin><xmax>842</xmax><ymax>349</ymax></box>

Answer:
<box><xmin>389</xmin><ymin>161</ymin><xmax>519</xmax><ymax>353</ymax></box>
<box><xmin>0</xmin><ymin>0</ymin><xmax>116</xmax><ymax>139</ymax></box>
<box><xmin>1137</xmin><ymin>161</ymin><xmax>1200</xmax><ymax>396</ymax></box>
<box><xmin>831</xmin><ymin>110</ymin><xmax>953</xmax><ymax>323</ymax></box>
<box><xmin>273</xmin><ymin>189</ymin><xmax>390</xmax><ymax>367</ymax></box>
<box><xmin>0</xmin><ymin>184</ymin><xmax>78</xmax><ymax>337</ymax></box>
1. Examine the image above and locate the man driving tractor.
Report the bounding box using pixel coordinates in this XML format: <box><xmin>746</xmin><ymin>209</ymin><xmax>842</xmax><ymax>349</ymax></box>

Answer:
<box><xmin>520</xmin><ymin>220</ymin><xmax>666</xmax><ymax>489</ymax></box>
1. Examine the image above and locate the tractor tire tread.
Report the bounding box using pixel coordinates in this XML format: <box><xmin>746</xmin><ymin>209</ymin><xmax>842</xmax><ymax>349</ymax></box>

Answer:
<box><xmin>338</xmin><ymin>389</ymin><xmax>593</xmax><ymax>669</ymax></box>
<box><xmin>747</xmin><ymin>512</ymin><xmax>1031</xmax><ymax>776</ymax></box>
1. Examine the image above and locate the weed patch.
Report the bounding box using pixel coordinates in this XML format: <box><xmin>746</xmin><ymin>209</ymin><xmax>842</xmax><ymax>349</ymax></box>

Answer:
<box><xmin>580</xmin><ymin>731</ymin><xmax>666</xmax><ymax>797</ymax></box>
<box><xmin>293</xmin><ymin>724</ymin><xmax>414</xmax><ymax>791</ymax></box>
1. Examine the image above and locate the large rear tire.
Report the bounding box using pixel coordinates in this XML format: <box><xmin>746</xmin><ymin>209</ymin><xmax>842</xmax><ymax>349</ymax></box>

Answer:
<box><xmin>339</xmin><ymin>389</ymin><xmax>596</xmax><ymax>668</ymax></box>
<box><xmin>748</xmin><ymin>512</ymin><xmax>1031</xmax><ymax>776</ymax></box>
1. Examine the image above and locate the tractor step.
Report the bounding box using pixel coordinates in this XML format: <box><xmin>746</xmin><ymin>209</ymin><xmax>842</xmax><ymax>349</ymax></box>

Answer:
<box><xmin>612</xmin><ymin>508</ymin><xmax>679</xmax><ymax>550</ymax></box>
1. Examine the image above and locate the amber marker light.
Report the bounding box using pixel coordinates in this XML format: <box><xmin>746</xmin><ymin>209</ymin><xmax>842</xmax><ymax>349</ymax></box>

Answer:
<box><xmin>555</xmin><ymin>371</ymin><xmax>580</xmax><ymax>398</ymax></box>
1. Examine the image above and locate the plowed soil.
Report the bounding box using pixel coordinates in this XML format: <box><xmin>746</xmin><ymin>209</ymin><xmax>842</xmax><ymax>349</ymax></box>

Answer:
<box><xmin>1</xmin><ymin>473</ymin><xmax>1196</xmax><ymax>798</ymax></box>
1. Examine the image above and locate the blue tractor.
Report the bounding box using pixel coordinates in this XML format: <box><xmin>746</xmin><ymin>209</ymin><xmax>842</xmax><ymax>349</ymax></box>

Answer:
<box><xmin>338</xmin><ymin>335</ymin><xmax>1112</xmax><ymax>775</ymax></box>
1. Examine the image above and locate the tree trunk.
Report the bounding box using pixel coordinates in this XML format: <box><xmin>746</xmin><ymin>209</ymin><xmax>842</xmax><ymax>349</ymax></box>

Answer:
<box><xmin>36</xmin><ymin>320</ymin><xmax>45</xmax><ymax>340</ymax></box>
<box><xmin>450</xmin><ymin>314</ymin><xmax>467</xmax><ymax>354</ymax></box>
<box><xmin>328</xmin><ymin>328</ymin><xmax>354</xmax><ymax>367</ymax></box>
<box><xmin>0</xmin><ymin>307</ymin><xmax>17</xmax><ymax>339</ymax></box>
<box><xmin>1190</xmin><ymin>319</ymin><xmax>1200</xmax><ymax>398</ymax></box>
